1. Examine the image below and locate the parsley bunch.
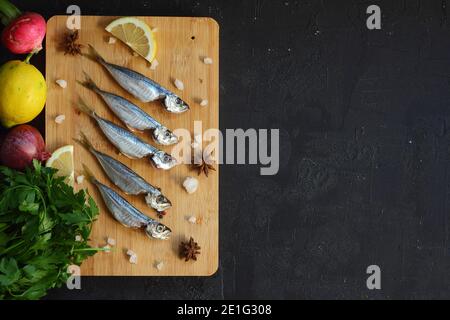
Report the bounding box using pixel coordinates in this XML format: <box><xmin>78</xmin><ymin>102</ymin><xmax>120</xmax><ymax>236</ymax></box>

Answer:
<box><xmin>0</xmin><ymin>160</ymin><xmax>99</xmax><ymax>300</ymax></box>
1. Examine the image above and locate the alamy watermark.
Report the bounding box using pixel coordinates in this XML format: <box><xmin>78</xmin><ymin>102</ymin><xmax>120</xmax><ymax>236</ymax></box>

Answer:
<box><xmin>66</xmin><ymin>5</ymin><xmax>81</xmax><ymax>30</ymax></box>
<box><xmin>62</xmin><ymin>3</ymin><xmax>392</xmax><ymax>293</ymax></box>
<box><xmin>66</xmin><ymin>265</ymin><xmax>81</xmax><ymax>290</ymax></box>
<box><xmin>172</xmin><ymin>122</ymin><xmax>280</xmax><ymax>176</ymax></box>
<box><xmin>366</xmin><ymin>5</ymin><xmax>381</xmax><ymax>30</ymax></box>
<box><xmin>366</xmin><ymin>265</ymin><xmax>381</xmax><ymax>290</ymax></box>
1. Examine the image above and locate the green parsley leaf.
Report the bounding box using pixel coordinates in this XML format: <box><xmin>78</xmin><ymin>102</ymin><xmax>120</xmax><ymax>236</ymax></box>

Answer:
<box><xmin>0</xmin><ymin>163</ymin><xmax>99</xmax><ymax>300</ymax></box>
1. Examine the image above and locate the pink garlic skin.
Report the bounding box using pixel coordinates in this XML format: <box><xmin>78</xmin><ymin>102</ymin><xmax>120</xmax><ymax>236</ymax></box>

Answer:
<box><xmin>1</xmin><ymin>12</ymin><xmax>46</xmax><ymax>54</ymax></box>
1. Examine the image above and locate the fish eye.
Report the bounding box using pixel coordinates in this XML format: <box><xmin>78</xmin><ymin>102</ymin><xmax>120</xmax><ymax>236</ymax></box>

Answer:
<box><xmin>163</xmin><ymin>155</ymin><xmax>171</xmax><ymax>161</ymax></box>
<box><xmin>176</xmin><ymin>97</ymin><xmax>182</xmax><ymax>104</ymax></box>
<box><xmin>156</xmin><ymin>195</ymin><xmax>165</xmax><ymax>202</ymax></box>
<box><xmin>165</xmin><ymin>131</ymin><xmax>171</xmax><ymax>137</ymax></box>
<box><xmin>157</xmin><ymin>225</ymin><xmax>165</xmax><ymax>233</ymax></box>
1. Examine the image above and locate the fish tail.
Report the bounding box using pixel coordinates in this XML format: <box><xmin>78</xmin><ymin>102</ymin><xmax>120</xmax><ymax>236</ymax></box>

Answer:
<box><xmin>77</xmin><ymin>71</ymin><xmax>100</xmax><ymax>92</ymax></box>
<box><xmin>75</xmin><ymin>98</ymin><xmax>96</xmax><ymax>118</ymax></box>
<box><xmin>82</xmin><ymin>163</ymin><xmax>97</xmax><ymax>184</ymax></box>
<box><xmin>73</xmin><ymin>131</ymin><xmax>95</xmax><ymax>152</ymax></box>
<box><xmin>85</xmin><ymin>44</ymin><xmax>106</xmax><ymax>64</ymax></box>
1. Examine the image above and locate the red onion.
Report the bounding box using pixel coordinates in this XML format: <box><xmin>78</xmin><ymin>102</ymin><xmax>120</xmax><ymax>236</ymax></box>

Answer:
<box><xmin>0</xmin><ymin>125</ymin><xmax>51</xmax><ymax>170</ymax></box>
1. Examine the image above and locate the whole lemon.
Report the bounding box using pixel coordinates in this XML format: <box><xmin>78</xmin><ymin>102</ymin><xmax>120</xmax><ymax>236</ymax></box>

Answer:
<box><xmin>0</xmin><ymin>60</ymin><xmax>47</xmax><ymax>128</ymax></box>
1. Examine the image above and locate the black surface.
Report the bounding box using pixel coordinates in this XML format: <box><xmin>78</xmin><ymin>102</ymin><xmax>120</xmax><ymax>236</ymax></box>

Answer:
<box><xmin>2</xmin><ymin>0</ymin><xmax>450</xmax><ymax>299</ymax></box>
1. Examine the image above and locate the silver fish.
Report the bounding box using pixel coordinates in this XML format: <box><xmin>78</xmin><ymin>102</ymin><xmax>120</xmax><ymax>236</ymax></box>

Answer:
<box><xmin>76</xmin><ymin>99</ymin><xmax>177</xmax><ymax>170</ymax></box>
<box><xmin>75</xmin><ymin>132</ymin><xmax>172</xmax><ymax>212</ymax></box>
<box><xmin>78</xmin><ymin>72</ymin><xmax>178</xmax><ymax>145</ymax></box>
<box><xmin>87</xmin><ymin>45</ymin><xmax>189</xmax><ymax>113</ymax></box>
<box><xmin>83</xmin><ymin>165</ymin><xmax>171</xmax><ymax>240</ymax></box>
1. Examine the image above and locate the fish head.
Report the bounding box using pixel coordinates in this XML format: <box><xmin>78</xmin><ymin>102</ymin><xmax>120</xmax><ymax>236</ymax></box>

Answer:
<box><xmin>145</xmin><ymin>193</ymin><xmax>172</xmax><ymax>212</ymax></box>
<box><xmin>151</xmin><ymin>151</ymin><xmax>178</xmax><ymax>170</ymax></box>
<box><xmin>163</xmin><ymin>94</ymin><xmax>190</xmax><ymax>113</ymax></box>
<box><xmin>153</xmin><ymin>126</ymin><xmax>179</xmax><ymax>145</ymax></box>
<box><xmin>145</xmin><ymin>223</ymin><xmax>172</xmax><ymax>240</ymax></box>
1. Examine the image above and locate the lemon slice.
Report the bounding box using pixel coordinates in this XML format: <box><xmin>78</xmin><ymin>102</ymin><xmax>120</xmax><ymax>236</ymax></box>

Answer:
<box><xmin>46</xmin><ymin>145</ymin><xmax>74</xmax><ymax>186</ymax></box>
<box><xmin>105</xmin><ymin>17</ymin><xmax>157</xmax><ymax>62</ymax></box>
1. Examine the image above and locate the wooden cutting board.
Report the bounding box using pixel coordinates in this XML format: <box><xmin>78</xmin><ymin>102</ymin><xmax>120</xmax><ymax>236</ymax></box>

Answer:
<box><xmin>45</xmin><ymin>16</ymin><xmax>219</xmax><ymax>276</ymax></box>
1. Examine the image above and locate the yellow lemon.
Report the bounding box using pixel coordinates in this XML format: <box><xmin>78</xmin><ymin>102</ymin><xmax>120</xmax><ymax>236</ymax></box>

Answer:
<box><xmin>0</xmin><ymin>60</ymin><xmax>47</xmax><ymax>128</ymax></box>
<box><xmin>46</xmin><ymin>145</ymin><xmax>74</xmax><ymax>186</ymax></box>
<box><xmin>105</xmin><ymin>17</ymin><xmax>157</xmax><ymax>62</ymax></box>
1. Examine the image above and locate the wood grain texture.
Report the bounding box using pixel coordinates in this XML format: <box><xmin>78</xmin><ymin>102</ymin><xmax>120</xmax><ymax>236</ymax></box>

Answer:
<box><xmin>45</xmin><ymin>16</ymin><xmax>219</xmax><ymax>276</ymax></box>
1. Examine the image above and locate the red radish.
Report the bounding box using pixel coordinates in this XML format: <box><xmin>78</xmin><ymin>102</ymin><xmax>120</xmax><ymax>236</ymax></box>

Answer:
<box><xmin>0</xmin><ymin>125</ymin><xmax>51</xmax><ymax>170</ymax></box>
<box><xmin>0</xmin><ymin>0</ymin><xmax>46</xmax><ymax>54</ymax></box>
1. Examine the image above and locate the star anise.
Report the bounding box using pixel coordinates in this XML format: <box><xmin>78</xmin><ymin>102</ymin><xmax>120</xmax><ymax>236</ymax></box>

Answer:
<box><xmin>179</xmin><ymin>237</ymin><xmax>201</xmax><ymax>262</ymax></box>
<box><xmin>192</xmin><ymin>153</ymin><xmax>216</xmax><ymax>177</ymax></box>
<box><xmin>62</xmin><ymin>30</ymin><xmax>83</xmax><ymax>55</ymax></box>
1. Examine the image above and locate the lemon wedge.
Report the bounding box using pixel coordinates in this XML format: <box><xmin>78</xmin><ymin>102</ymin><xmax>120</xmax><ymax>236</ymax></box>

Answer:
<box><xmin>46</xmin><ymin>145</ymin><xmax>74</xmax><ymax>186</ymax></box>
<box><xmin>105</xmin><ymin>17</ymin><xmax>157</xmax><ymax>62</ymax></box>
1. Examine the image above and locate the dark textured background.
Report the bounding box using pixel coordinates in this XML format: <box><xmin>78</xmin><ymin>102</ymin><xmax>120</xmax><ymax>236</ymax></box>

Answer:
<box><xmin>1</xmin><ymin>0</ymin><xmax>449</xmax><ymax>299</ymax></box>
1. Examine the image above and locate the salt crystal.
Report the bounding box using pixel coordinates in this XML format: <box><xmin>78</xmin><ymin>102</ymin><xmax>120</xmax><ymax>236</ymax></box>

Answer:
<box><xmin>183</xmin><ymin>177</ymin><xmax>199</xmax><ymax>194</ymax></box>
<box><xmin>188</xmin><ymin>216</ymin><xmax>197</xmax><ymax>224</ymax></box>
<box><xmin>76</xmin><ymin>175</ymin><xmax>85</xmax><ymax>184</ymax></box>
<box><xmin>103</xmin><ymin>245</ymin><xmax>111</xmax><ymax>253</ymax></box>
<box><xmin>55</xmin><ymin>114</ymin><xmax>66</xmax><ymax>124</ymax></box>
<box><xmin>174</xmin><ymin>78</ymin><xmax>184</xmax><ymax>90</ymax></box>
<box><xmin>129</xmin><ymin>254</ymin><xmax>138</xmax><ymax>264</ymax></box>
<box><xmin>56</xmin><ymin>79</ymin><xmax>67</xmax><ymax>88</ymax></box>
<box><xmin>152</xmin><ymin>27</ymin><xmax>159</xmax><ymax>33</ymax></box>
<box><xmin>155</xmin><ymin>261</ymin><xmax>164</xmax><ymax>270</ymax></box>
<box><xmin>150</xmin><ymin>59</ymin><xmax>159</xmax><ymax>70</ymax></box>
<box><xmin>107</xmin><ymin>237</ymin><xmax>116</xmax><ymax>246</ymax></box>
<box><xmin>200</xmin><ymin>99</ymin><xmax>208</xmax><ymax>107</ymax></box>
<box><xmin>75</xmin><ymin>235</ymin><xmax>82</xmax><ymax>242</ymax></box>
<box><xmin>126</xmin><ymin>249</ymin><xmax>138</xmax><ymax>264</ymax></box>
<box><xmin>108</xmin><ymin>37</ymin><xmax>117</xmax><ymax>44</ymax></box>
<box><xmin>203</xmin><ymin>57</ymin><xmax>213</xmax><ymax>64</ymax></box>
